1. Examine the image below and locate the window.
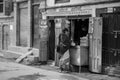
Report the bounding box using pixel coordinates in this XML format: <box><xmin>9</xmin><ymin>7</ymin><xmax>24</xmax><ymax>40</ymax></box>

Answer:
<box><xmin>5</xmin><ymin>0</ymin><xmax>13</xmax><ymax>15</ymax></box>
<box><xmin>55</xmin><ymin>0</ymin><xmax>70</xmax><ymax>3</ymax></box>
<box><xmin>0</xmin><ymin>0</ymin><xmax>3</xmax><ymax>12</ymax></box>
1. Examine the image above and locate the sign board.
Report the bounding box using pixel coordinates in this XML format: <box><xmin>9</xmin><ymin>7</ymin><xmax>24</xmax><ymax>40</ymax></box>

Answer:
<box><xmin>46</xmin><ymin>6</ymin><xmax>92</xmax><ymax>16</ymax></box>
<box><xmin>40</xmin><ymin>28</ymin><xmax>48</xmax><ymax>39</ymax></box>
<box><xmin>40</xmin><ymin>19</ymin><xmax>47</xmax><ymax>26</ymax></box>
<box><xmin>55</xmin><ymin>19</ymin><xmax>62</xmax><ymax>28</ymax></box>
<box><xmin>40</xmin><ymin>25</ymin><xmax>47</xmax><ymax>28</ymax></box>
<box><xmin>14</xmin><ymin>0</ymin><xmax>27</xmax><ymax>2</ymax></box>
<box><xmin>10</xmin><ymin>25</ymin><xmax>13</xmax><ymax>30</ymax></box>
<box><xmin>78</xmin><ymin>0</ymin><xmax>118</xmax><ymax>4</ymax></box>
<box><xmin>39</xmin><ymin>1</ymin><xmax>46</xmax><ymax>9</ymax></box>
<box><xmin>107</xmin><ymin>7</ymin><xmax>113</xmax><ymax>13</ymax></box>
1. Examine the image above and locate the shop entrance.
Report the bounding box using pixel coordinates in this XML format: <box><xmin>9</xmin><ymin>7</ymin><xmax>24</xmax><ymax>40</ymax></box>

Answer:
<box><xmin>69</xmin><ymin>18</ymin><xmax>89</xmax><ymax>72</ymax></box>
<box><xmin>70</xmin><ymin>19</ymin><xmax>89</xmax><ymax>45</ymax></box>
<box><xmin>48</xmin><ymin>17</ymin><xmax>90</xmax><ymax>71</ymax></box>
<box><xmin>48</xmin><ymin>20</ymin><xmax>55</xmax><ymax>60</ymax></box>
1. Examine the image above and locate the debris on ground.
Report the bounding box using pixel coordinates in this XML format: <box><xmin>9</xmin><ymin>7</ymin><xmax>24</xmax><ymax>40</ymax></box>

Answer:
<box><xmin>15</xmin><ymin>49</ymin><xmax>33</xmax><ymax>63</ymax></box>
<box><xmin>104</xmin><ymin>65</ymin><xmax>120</xmax><ymax>78</ymax></box>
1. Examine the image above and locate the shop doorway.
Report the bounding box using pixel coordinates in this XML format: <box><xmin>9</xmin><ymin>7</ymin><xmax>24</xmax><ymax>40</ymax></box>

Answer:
<box><xmin>48</xmin><ymin>20</ymin><xmax>55</xmax><ymax>60</ymax></box>
<box><xmin>48</xmin><ymin>17</ymin><xmax>90</xmax><ymax>71</ymax></box>
<box><xmin>70</xmin><ymin>19</ymin><xmax>89</xmax><ymax>45</ymax></box>
<box><xmin>69</xmin><ymin>18</ymin><xmax>89</xmax><ymax>72</ymax></box>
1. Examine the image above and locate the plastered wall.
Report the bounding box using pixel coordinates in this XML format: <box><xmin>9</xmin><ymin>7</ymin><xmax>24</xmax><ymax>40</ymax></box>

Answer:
<box><xmin>46</xmin><ymin>0</ymin><xmax>120</xmax><ymax>17</ymax></box>
<box><xmin>47</xmin><ymin>0</ymin><xmax>111</xmax><ymax>7</ymax></box>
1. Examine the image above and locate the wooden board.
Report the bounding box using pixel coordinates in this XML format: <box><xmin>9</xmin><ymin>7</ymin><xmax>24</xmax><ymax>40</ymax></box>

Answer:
<box><xmin>16</xmin><ymin>50</ymin><xmax>33</xmax><ymax>63</ymax></box>
<box><xmin>89</xmin><ymin>17</ymin><xmax>102</xmax><ymax>73</ymax></box>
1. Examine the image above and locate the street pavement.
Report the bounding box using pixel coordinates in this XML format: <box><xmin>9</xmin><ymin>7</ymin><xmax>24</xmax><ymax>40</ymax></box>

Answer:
<box><xmin>0</xmin><ymin>54</ymin><xmax>120</xmax><ymax>80</ymax></box>
<box><xmin>0</xmin><ymin>61</ymin><xmax>88</xmax><ymax>80</ymax></box>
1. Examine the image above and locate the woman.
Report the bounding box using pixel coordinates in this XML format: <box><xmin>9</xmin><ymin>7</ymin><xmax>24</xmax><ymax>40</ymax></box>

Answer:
<box><xmin>57</xmin><ymin>28</ymin><xmax>71</xmax><ymax>72</ymax></box>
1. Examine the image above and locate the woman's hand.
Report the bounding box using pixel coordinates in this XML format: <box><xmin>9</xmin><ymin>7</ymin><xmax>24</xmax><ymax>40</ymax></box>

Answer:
<box><xmin>60</xmin><ymin>42</ymin><xmax>66</xmax><ymax>47</ymax></box>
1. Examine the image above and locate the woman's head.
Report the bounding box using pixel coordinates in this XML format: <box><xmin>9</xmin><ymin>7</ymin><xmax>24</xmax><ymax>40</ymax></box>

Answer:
<box><xmin>62</xmin><ymin>28</ymin><xmax>69</xmax><ymax>36</ymax></box>
<box><xmin>62</xmin><ymin>28</ymin><xmax>69</xmax><ymax>33</ymax></box>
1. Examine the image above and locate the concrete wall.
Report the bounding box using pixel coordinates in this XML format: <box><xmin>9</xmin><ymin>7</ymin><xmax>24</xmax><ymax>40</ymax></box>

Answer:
<box><xmin>80</xmin><ymin>2</ymin><xmax>120</xmax><ymax>17</ymax></box>
<box><xmin>7</xmin><ymin>0</ymin><xmax>32</xmax><ymax>54</ymax></box>
<box><xmin>0</xmin><ymin>0</ymin><xmax>14</xmax><ymax>50</ymax></box>
<box><xmin>9</xmin><ymin>0</ymin><xmax>39</xmax><ymax>57</ymax></box>
<box><xmin>0</xmin><ymin>17</ymin><xmax>14</xmax><ymax>50</ymax></box>
<box><xmin>45</xmin><ymin>1</ymin><xmax>120</xmax><ymax>17</ymax></box>
<box><xmin>12</xmin><ymin>0</ymin><xmax>32</xmax><ymax>47</ymax></box>
<box><xmin>47</xmin><ymin>0</ymin><xmax>113</xmax><ymax>7</ymax></box>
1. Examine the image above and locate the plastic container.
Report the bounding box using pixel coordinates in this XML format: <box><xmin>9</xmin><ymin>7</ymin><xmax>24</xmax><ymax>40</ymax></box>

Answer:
<box><xmin>80</xmin><ymin>36</ymin><xmax>88</xmax><ymax>46</ymax></box>
<box><xmin>69</xmin><ymin>45</ymin><xmax>88</xmax><ymax>66</ymax></box>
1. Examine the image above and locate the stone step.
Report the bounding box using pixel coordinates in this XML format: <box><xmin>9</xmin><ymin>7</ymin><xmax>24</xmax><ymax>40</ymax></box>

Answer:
<box><xmin>8</xmin><ymin>46</ymin><xmax>30</xmax><ymax>54</ymax></box>
<box><xmin>3</xmin><ymin>50</ymin><xmax>23</xmax><ymax>59</ymax></box>
<box><xmin>8</xmin><ymin>46</ymin><xmax>39</xmax><ymax>57</ymax></box>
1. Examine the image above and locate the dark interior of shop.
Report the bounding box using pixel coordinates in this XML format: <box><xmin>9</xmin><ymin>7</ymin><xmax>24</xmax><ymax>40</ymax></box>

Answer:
<box><xmin>69</xmin><ymin>18</ymin><xmax>89</xmax><ymax>72</ymax></box>
<box><xmin>71</xmin><ymin>19</ymin><xmax>89</xmax><ymax>45</ymax></box>
<box><xmin>48</xmin><ymin>18</ymin><xmax>89</xmax><ymax>72</ymax></box>
<box><xmin>48</xmin><ymin>20</ymin><xmax>55</xmax><ymax>60</ymax></box>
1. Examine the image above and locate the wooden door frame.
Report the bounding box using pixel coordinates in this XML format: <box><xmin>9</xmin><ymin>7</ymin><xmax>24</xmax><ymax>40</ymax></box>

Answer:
<box><xmin>89</xmin><ymin>17</ymin><xmax>103</xmax><ymax>73</ymax></box>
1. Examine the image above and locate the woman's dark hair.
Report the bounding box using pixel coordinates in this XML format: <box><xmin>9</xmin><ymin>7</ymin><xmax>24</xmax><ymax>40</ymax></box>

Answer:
<box><xmin>62</xmin><ymin>28</ymin><xmax>69</xmax><ymax>33</ymax></box>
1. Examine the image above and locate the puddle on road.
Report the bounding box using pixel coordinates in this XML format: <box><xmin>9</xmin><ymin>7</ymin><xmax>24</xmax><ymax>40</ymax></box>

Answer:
<box><xmin>8</xmin><ymin>73</ymin><xmax>80</xmax><ymax>80</ymax></box>
<box><xmin>8</xmin><ymin>73</ymin><xmax>46</xmax><ymax>80</ymax></box>
<box><xmin>0</xmin><ymin>70</ymin><xmax>8</xmax><ymax>73</ymax></box>
<box><xmin>8</xmin><ymin>74</ymin><xmax>81</xmax><ymax>80</ymax></box>
<box><xmin>60</xmin><ymin>75</ymin><xmax>80</xmax><ymax>80</ymax></box>
<box><xmin>36</xmin><ymin>75</ymin><xmax>81</xmax><ymax>80</ymax></box>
